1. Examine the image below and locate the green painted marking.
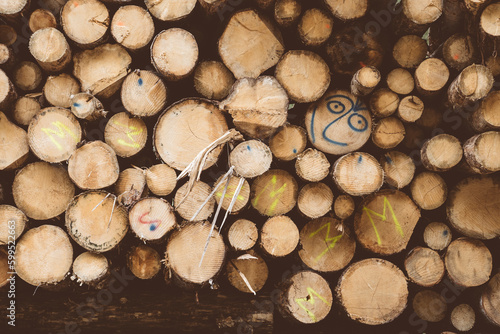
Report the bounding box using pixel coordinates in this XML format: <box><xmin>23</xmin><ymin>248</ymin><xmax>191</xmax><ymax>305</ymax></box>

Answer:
<box><xmin>309</xmin><ymin>222</ymin><xmax>343</xmax><ymax>262</ymax></box>
<box><xmin>295</xmin><ymin>287</ymin><xmax>331</xmax><ymax>323</ymax></box>
<box><xmin>41</xmin><ymin>121</ymin><xmax>79</xmax><ymax>151</ymax></box>
<box><xmin>252</xmin><ymin>175</ymin><xmax>287</xmax><ymax>215</ymax></box>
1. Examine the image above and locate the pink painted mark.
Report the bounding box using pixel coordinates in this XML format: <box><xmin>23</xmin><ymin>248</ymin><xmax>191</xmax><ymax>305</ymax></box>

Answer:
<box><xmin>139</xmin><ymin>212</ymin><xmax>161</xmax><ymax>232</ymax></box>
<box><xmin>453</xmin><ymin>54</ymin><xmax>460</xmax><ymax>60</ymax></box>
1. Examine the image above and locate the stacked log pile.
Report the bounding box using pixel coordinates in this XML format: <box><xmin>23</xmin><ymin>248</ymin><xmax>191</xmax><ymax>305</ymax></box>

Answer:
<box><xmin>1</xmin><ymin>0</ymin><xmax>500</xmax><ymax>333</ymax></box>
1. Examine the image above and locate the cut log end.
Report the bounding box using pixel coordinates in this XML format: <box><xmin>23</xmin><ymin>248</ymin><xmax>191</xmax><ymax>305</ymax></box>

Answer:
<box><xmin>269</xmin><ymin>124</ymin><xmax>307</xmax><ymax>161</ymax></box>
<box><xmin>260</xmin><ymin>215</ymin><xmax>299</xmax><ymax>257</ymax></box>
<box><xmin>72</xmin><ymin>252</ymin><xmax>109</xmax><ymax>286</ymax></box>
<box><xmin>127</xmin><ymin>245</ymin><xmax>162</xmax><ymax>280</ymax></box>
<box><xmin>105</xmin><ymin>112</ymin><xmax>148</xmax><ymax>158</ymax></box>
<box><xmin>445</xmin><ymin>238</ymin><xmax>492</xmax><ymax>287</ymax></box>
<box><xmin>333</xmin><ymin>152</ymin><xmax>384</xmax><ymax>196</ymax></box>
<box><xmin>228</xmin><ymin>219</ymin><xmax>258</xmax><ymax>251</ymax></box>
<box><xmin>380</xmin><ymin>151</ymin><xmax>416</xmax><ymax>189</ymax></box>
<box><xmin>404</xmin><ymin>246</ymin><xmax>445</xmax><ymax>287</ymax></box>
<box><xmin>297</xmin><ymin>183</ymin><xmax>333</xmax><ymax>219</ymax></box>
<box><xmin>121</xmin><ymin>70</ymin><xmax>167</xmax><ymax>118</ymax></box>
<box><xmin>251</xmin><ymin>169</ymin><xmax>298</xmax><ymax>216</ymax></box>
<box><xmin>146</xmin><ymin>164</ymin><xmax>177</xmax><ymax>197</ymax></box>
<box><xmin>226</xmin><ymin>250</ymin><xmax>268</xmax><ymax>294</ymax></box>
<box><xmin>129</xmin><ymin>198</ymin><xmax>176</xmax><ymax>241</ymax></box>
<box><xmin>423</xmin><ymin>222</ymin><xmax>452</xmax><ymax>251</ymax></box>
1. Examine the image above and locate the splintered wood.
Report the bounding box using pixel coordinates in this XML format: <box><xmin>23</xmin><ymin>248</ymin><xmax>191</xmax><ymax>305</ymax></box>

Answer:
<box><xmin>2</xmin><ymin>0</ymin><xmax>500</xmax><ymax>332</ymax></box>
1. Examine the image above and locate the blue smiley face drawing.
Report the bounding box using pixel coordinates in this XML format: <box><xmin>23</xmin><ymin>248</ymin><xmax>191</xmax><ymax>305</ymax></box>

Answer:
<box><xmin>306</xmin><ymin>90</ymin><xmax>372</xmax><ymax>155</ymax></box>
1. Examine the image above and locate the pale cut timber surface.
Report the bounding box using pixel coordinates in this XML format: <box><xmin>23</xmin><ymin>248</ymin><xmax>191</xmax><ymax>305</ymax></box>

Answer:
<box><xmin>260</xmin><ymin>215</ymin><xmax>299</xmax><ymax>257</ymax></box>
<box><xmin>15</xmin><ymin>225</ymin><xmax>73</xmax><ymax>287</ymax></box>
<box><xmin>410</xmin><ymin>172</ymin><xmax>448</xmax><ymax>210</ymax></box>
<box><xmin>305</xmin><ymin>90</ymin><xmax>372</xmax><ymax>155</ymax></box>
<box><xmin>229</xmin><ymin>140</ymin><xmax>273</xmax><ymax>178</ymax></box>
<box><xmin>28</xmin><ymin>27</ymin><xmax>71</xmax><ymax>72</ymax></box>
<box><xmin>354</xmin><ymin>189</ymin><xmax>420</xmax><ymax>255</ymax></box>
<box><xmin>226</xmin><ymin>250</ymin><xmax>268</xmax><ymax>294</ymax></box>
<box><xmin>105</xmin><ymin>112</ymin><xmax>148</xmax><ymax>158</ymax></box>
<box><xmin>12</xmin><ymin>61</ymin><xmax>42</xmax><ymax>91</ymax></box>
<box><xmin>299</xmin><ymin>217</ymin><xmax>356</xmax><ymax>272</ymax></box>
<box><xmin>219</xmin><ymin>76</ymin><xmax>288</xmax><ymax>139</ymax></box>
<box><xmin>129</xmin><ymin>197</ymin><xmax>176</xmax><ymax>241</ymax></box>
<box><xmin>421</xmin><ymin>134</ymin><xmax>463</xmax><ymax>172</ymax></box>
<box><xmin>194</xmin><ymin>61</ymin><xmax>234</xmax><ymax>100</ymax></box>
<box><xmin>0</xmin><ymin>204</ymin><xmax>27</xmax><ymax>244</ymax></box>
<box><xmin>404</xmin><ymin>246</ymin><xmax>445</xmax><ymax>287</ymax></box>
<box><xmin>295</xmin><ymin>148</ymin><xmax>331</xmax><ymax>182</ymax></box>
<box><xmin>371</xmin><ymin>117</ymin><xmax>405</xmax><ymax>149</ymax></box>
<box><xmin>380</xmin><ymin>151</ymin><xmax>415</xmax><ymax>189</ymax></box>
<box><xmin>154</xmin><ymin>98</ymin><xmax>228</xmax><ymax>171</ymax></box>
<box><xmin>13</xmin><ymin>161</ymin><xmax>75</xmax><ymax>220</ymax></box>
<box><xmin>65</xmin><ymin>191</ymin><xmax>129</xmax><ymax>252</ymax></box>
<box><xmin>463</xmin><ymin>131</ymin><xmax>500</xmax><ymax>174</ymax></box>
<box><xmin>251</xmin><ymin>169</ymin><xmax>298</xmax><ymax>217</ymax></box>
<box><xmin>43</xmin><ymin>73</ymin><xmax>80</xmax><ymax>108</ymax></box>
<box><xmin>71</xmin><ymin>252</ymin><xmax>109</xmax><ymax>287</ymax></box>
<box><xmin>297</xmin><ymin>182</ymin><xmax>333</xmax><ymax>219</ymax></box>
<box><xmin>227</xmin><ymin>219</ymin><xmax>258</xmax><ymax>251</ymax></box>
<box><xmin>146</xmin><ymin>164</ymin><xmax>177</xmax><ymax>197</ymax></box>
<box><xmin>423</xmin><ymin>222</ymin><xmax>452</xmax><ymax>251</ymax></box>
<box><xmin>269</xmin><ymin>124</ymin><xmax>307</xmax><ymax>161</ymax></box>
<box><xmin>447</xmin><ymin>175</ymin><xmax>500</xmax><ymax>239</ymax></box>
<box><xmin>481</xmin><ymin>272</ymin><xmax>500</xmax><ymax>327</ymax></box>
<box><xmin>121</xmin><ymin>70</ymin><xmax>167</xmax><ymax>117</ymax></box>
<box><xmin>144</xmin><ymin>0</ymin><xmax>196</xmax><ymax>21</ymax></box>
<box><xmin>114</xmin><ymin>167</ymin><xmax>146</xmax><ymax>206</ymax></box>
<box><xmin>324</xmin><ymin>0</ymin><xmax>367</xmax><ymax>21</ymax></box>
<box><xmin>332</xmin><ymin>152</ymin><xmax>384</xmax><ymax>196</ymax></box>
<box><xmin>0</xmin><ymin>111</ymin><xmax>29</xmax><ymax>170</ymax></box>
<box><xmin>213</xmin><ymin>175</ymin><xmax>250</xmax><ymax>213</ymax></box>
<box><xmin>337</xmin><ymin>258</ymin><xmax>408</xmax><ymax>325</ymax></box>
<box><xmin>174</xmin><ymin>181</ymin><xmax>214</xmax><ymax>221</ymax></box>
<box><xmin>218</xmin><ymin>9</ymin><xmax>284</xmax><ymax>79</ymax></box>
<box><xmin>392</xmin><ymin>35</ymin><xmax>428</xmax><ymax>69</ymax></box>
<box><xmin>297</xmin><ymin>8</ymin><xmax>333</xmax><ymax>47</ymax></box>
<box><xmin>111</xmin><ymin>5</ymin><xmax>154</xmax><ymax>50</ymax></box>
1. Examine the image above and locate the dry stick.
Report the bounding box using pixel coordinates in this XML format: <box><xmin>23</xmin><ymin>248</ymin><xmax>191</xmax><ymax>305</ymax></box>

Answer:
<box><xmin>350</xmin><ymin>66</ymin><xmax>381</xmax><ymax>96</ymax></box>
<box><xmin>305</xmin><ymin>89</ymin><xmax>372</xmax><ymax>155</ymax></box>
<box><xmin>324</xmin><ymin>0</ymin><xmax>367</xmax><ymax>21</ymax></box>
<box><xmin>354</xmin><ymin>189</ymin><xmax>421</xmax><ymax>255</ymax></box>
<box><xmin>387</xmin><ymin>68</ymin><xmax>414</xmax><ymax>95</ymax></box>
<box><xmin>66</xmin><ymin>191</ymin><xmax>129</xmax><ymax>252</ymax></box>
<box><xmin>105</xmin><ymin>112</ymin><xmax>148</xmax><ymax>158</ymax></box>
<box><xmin>448</xmin><ymin>64</ymin><xmax>494</xmax><ymax>108</ymax></box>
<box><xmin>451</xmin><ymin>304</ymin><xmax>475</xmax><ymax>332</ymax></box>
<box><xmin>443</xmin><ymin>34</ymin><xmax>478</xmax><ymax>71</ymax></box>
<box><xmin>61</xmin><ymin>0</ymin><xmax>109</xmax><ymax>49</ymax></box>
<box><xmin>274</xmin><ymin>0</ymin><xmax>301</xmax><ymax>27</ymax></box>
<box><xmin>174</xmin><ymin>180</ymin><xmax>215</xmax><ymax>222</ymax></box>
<box><xmin>0</xmin><ymin>68</ymin><xmax>16</xmax><ymax>110</ymax></box>
<box><xmin>29</xmin><ymin>27</ymin><xmax>71</xmax><ymax>73</ymax></box>
<box><xmin>194</xmin><ymin>61</ymin><xmax>234</xmax><ymax>100</ymax></box>
<box><xmin>111</xmin><ymin>5</ymin><xmax>154</xmax><ymax>51</ymax></box>
<box><xmin>380</xmin><ymin>151</ymin><xmax>416</xmax><ymax>189</ymax></box>
<box><xmin>414</xmin><ymin>58</ymin><xmax>450</xmax><ymax>96</ymax></box>
<box><xmin>227</xmin><ymin>219</ymin><xmax>258</xmax><ymax>251</ymax></box>
<box><xmin>423</xmin><ymin>222</ymin><xmax>452</xmax><ymax>251</ymax></box>
<box><xmin>251</xmin><ymin>169</ymin><xmax>298</xmax><ymax>217</ymax></box>
<box><xmin>165</xmin><ymin>221</ymin><xmax>225</xmax><ymax>286</ymax></box>
<box><xmin>372</xmin><ymin>116</ymin><xmax>406</xmax><ymax>149</ymax></box>
<box><xmin>404</xmin><ymin>246</ymin><xmax>445</xmax><ymax>287</ymax></box>
<box><xmin>275</xmin><ymin>50</ymin><xmax>330</xmax><ymax>103</ymax></box>
<box><xmin>413</xmin><ymin>290</ymin><xmax>447</xmax><ymax>322</ymax></box>
<box><xmin>445</xmin><ymin>238</ymin><xmax>492</xmax><ymax>287</ymax></box>
<box><xmin>29</xmin><ymin>8</ymin><xmax>57</xmax><ymax>33</ymax></box>
<box><xmin>121</xmin><ymin>70</ymin><xmax>167</xmax><ymax>117</ymax></box>
<box><xmin>299</xmin><ymin>217</ymin><xmax>356</xmax><ymax>272</ymax></box>
<box><xmin>13</xmin><ymin>162</ymin><xmax>75</xmax><ymax>220</ymax></box>
<box><xmin>0</xmin><ymin>111</ymin><xmax>29</xmax><ymax>170</ymax></box>
<box><xmin>226</xmin><ymin>250</ymin><xmax>269</xmax><ymax>294</ymax></box>
<box><xmin>12</xmin><ymin>61</ymin><xmax>42</xmax><ymax>92</ymax></box>
<box><xmin>218</xmin><ymin>9</ymin><xmax>284</xmax><ymax>79</ymax></box>
<box><xmin>144</xmin><ymin>0</ymin><xmax>196</xmax><ymax>21</ymax></box>
<box><xmin>480</xmin><ymin>272</ymin><xmax>500</xmax><ymax>327</ymax></box>
<box><xmin>68</xmin><ymin>141</ymin><xmax>119</xmax><ymax>190</ymax></box>
<box><xmin>146</xmin><ymin>164</ymin><xmax>177</xmax><ymax>197</ymax></box>
<box><xmin>43</xmin><ymin>74</ymin><xmax>80</xmax><ymax>108</ymax></box>
<box><xmin>114</xmin><ymin>167</ymin><xmax>146</xmax><ymax>206</ymax></box>
<box><xmin>334</xmin><ymin>195</ymin><xmax>355</xmax><ymax>220</ymax></box>
<box><xmin>229</xmin><ymin>140</ymin><xmax>273</xmax><ymax>178</ymax></box>
<box><xmin>269</xmin><ymin>124</ymin><xmax>306</xmax><ymax>161</ymax></box>
<box><xmin>397</xmin><ymin>95</ymin><xmax>424</xmax><ymax>123</ymax></box>
<box><xmin>127</xmin><ymin>245</ymin><xmax>162</xmax><ymax>280</ymax></box>
<box><xmin>151</xmin><ymin>28</ymin><xmax>198</xmax><ymax>81</ymax></box>
<box><xmin>154</xmin><ymin>99</ymin><xmax>229</xmax><ymax>171</ymax></box>
<box><xmin>129</xmin><ymin>198</ymin><xmax>176</xmax><ymax>242</ymax></box>
<box><xmin>0</xmin><ymin>205</ymin><xmax>27</xmax><ymax>244</ymax></box>
<box><xmin>15</xmin><ymin>225</ymin><xmax>73</xmax><ymax>287</ymax></box>
<box><xmin>297</xmin><ymin>183</ymin><xmax>333</xmax><ymax>219</ymax></box>
<box><xmin>421</xmin><ymin>134</ymin><xmax>463</xmax><ymax>172</ymax></box>
<box><xmin>73</xmin><ymin>43</ymin><xmax>131</xmax><ymax>98</ymax></box>
<box><xmin>463</xmin><ymin>131</ymin><xmax>500</xmax><ymax>174</ymax></box>
<box><xmin>278</xmin><ymin>271</ymin><xmax>333</xmax><ymax>324</ymax></box>
<box><xmin>393</xmin><ymin>0</ymin><xmax>443</xmax><ymax>36</ymax></box>
<box><xmin>337</xmin><ymin>259</ymin><xmax>408</xmax><ymax>325</ymax></box>
<box><xmin>392</xmin><ymin>35</ymin><xmax>428</xmax><ymax>69</ymax></box>
<box><xmin>369</xmin><ymin>88</ymin><xmax>400</xmax><ymax>118</ymax></box>
<box><xmin>297</xmin><ymin>8</ymin><xmax>333</xmax><ymax>47</ymax></box>
<box><xmin>332</xmin><ymin>152</ymin><xmax>384</xmax><ymax>196</ymax></box>
<box><xmin>70</xmin><ymin>92</ymin><xmax>106</xmax><ymax>121</ymax></box>
<box><xmin>295</xmin><ymin>148</ymin><xmax>330</xmax><ymax>182</ymax></box>
<box><xmin>447</xmin><ymin>175</ymin><xmax>500</xmax><ymax>239</ymax></box>
<box><xmin>220</xmin><ymin>76</ymin><xmax>289</xmax><ymax>139</ymax></box>
<box><xmin>71</xmin><ymin>252</ymin><xmax>109</xmax><ymax>287</ymax></box>
<box><xmin>326</xmin><ymin>25</ymin><xmax>384</xmax><ymax>75</ymax></box>
<box><xmin>260</xmin><ymin>215</ymin><xmax>299</xmax><ymax>257</ymax></box>
<box><xmin>213</xmin><ymin>174</ymin><xmax>250</xmax><ymax>214</ymax></box>
<box><xmin>470</xmin><ymin>90</ymin><xmax>500</xmax><ymax>131</ymax></box>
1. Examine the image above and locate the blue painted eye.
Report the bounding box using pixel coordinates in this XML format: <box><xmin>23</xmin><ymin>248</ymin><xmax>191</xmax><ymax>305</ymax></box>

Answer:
<box><xmin>150</xmin><ymin>224</ymin><xmax>157</xmax><ymax>231</ymax></box>
<box><xmin>326</xmin><ymin>101</ymin><xmax>345</xmax><ymax>114</ymax></box>
<box><xmin>348</xmin><ymin>113</ymin><xmax>368</xmax><ymax>132</ymax></box>
<box><xmin>138</xmin><ymin>78</ymin><xmax>143</xmax><ymax>86</ymax></box>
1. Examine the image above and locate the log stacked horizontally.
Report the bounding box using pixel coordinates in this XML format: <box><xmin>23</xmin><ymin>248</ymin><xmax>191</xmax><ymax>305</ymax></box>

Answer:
<box><xmin>1</xmin><ymin>0</ymin><xmax>500</xmax><ymax>333</ymax></box>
